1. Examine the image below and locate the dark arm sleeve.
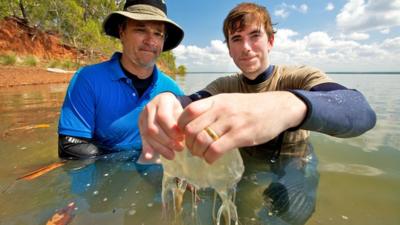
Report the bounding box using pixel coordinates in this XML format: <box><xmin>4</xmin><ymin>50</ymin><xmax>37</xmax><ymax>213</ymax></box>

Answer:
<box><xmin>289</xmin><ymin>87</ymin><xmax>377</xmax><ymax>137</ymax></box>
<box><xmin>58</xmin><ymin>135</ymin><xmax>104</xmax><ymax>159</ymax></box>
<box><xmin>175</xmin><ymin>90</ymin><xmax>212</xmax><ymax>108</ymax></box>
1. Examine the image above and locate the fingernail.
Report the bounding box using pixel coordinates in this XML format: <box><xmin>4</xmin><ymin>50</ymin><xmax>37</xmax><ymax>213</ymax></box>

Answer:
<box><xmin>176</xmin><ymin>135</ymin><xmax>184</xmax><ymax>141</ymax></box>
<box><xmin>145</xmin><ymin>152</ymin><xmax>153</xmax><ymax>159</ymax></box>
<box><xmin>173</xmin><ymin>124</ymin><xmax>182</xmax><ymax>133</ymax></box>
<box><xmin>173</xmin><ymin>142</ymin><xmax>184</xmax><ymax>150</ymax></box>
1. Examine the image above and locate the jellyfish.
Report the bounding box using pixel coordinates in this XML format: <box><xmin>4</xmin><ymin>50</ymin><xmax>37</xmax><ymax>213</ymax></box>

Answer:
<box><xmin>161</xmin><ymin>147</ymin><xmax>244</xmax><ymax>225</ymax></box>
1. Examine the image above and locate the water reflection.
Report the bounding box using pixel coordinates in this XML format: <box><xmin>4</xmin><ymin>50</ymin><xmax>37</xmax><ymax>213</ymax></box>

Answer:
<box><xmin>319</xmin><ymin>162</ymin><xmax>384</xmax><ymax>177</ymax></box>
<box><xmin>0</xmin><ymin>84</ymin><xmax>66</xmax><ymax>140</ymax></box>
<box><xmin>62</xmin><ymin>152</ymin><xmax>165</xmax><ymax>225</ymax></box>
<box><xmin>324</xmin><ymin>75</ymin><xmax>400</xmax><ymax>153</ymax></box>
<box><xmin>0</xmin><ymin>83</ymin><xmax>322</xmax><ymax>225</ymax></box>
<box><xmin>57</xmin><ymin>141</ymin><xmax>318</xmax><ymax>225</ymax></box>
<box><xmin>237</xmin><ymin>142</ymin><xmax>319</xmax><ymax>225</ymax></box>
<box><xmin>0</xmin><ymin>142</ymin><xmax>320</xmax><ymax>224</ymax></box>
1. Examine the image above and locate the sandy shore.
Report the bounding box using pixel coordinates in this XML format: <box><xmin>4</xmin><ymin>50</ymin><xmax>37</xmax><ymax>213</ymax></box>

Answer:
<box><xmin>0</xmin><ymin>66</ymin><xmax>73</xmax><ymax>88</ymax></box>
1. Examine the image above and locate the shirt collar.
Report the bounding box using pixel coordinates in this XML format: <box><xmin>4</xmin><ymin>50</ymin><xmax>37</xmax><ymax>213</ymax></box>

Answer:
<box><xmin>243</xmin><ymin>65</ymin><xmax>275</xmax><ymax>85</ymax></box>
<box><xmin>109</xmin><ymin>52</ymin><xmax>126</xmax><ymax>81</ymax></box>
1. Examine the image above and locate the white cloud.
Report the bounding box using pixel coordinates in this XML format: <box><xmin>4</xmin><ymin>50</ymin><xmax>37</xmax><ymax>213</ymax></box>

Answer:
<box><xmin>347</xmin><ymin>32</ymin><xmax>370</xmax><ymax>41</ymax></box>
<box><xmin>337</xmin><ymin>0</ymin><xmax>400</xmax><ymax>32</ymax></box>
<box><xmin>173</xmin><ymin>40</ymin><xmax>236</xmax><ymax>72</ymax></box>
<box><xmin>274</xmin><ymin>9</ymin><xmax>289</xmax><ymax>18</ymax></box>
<box><xmin>326</xmin><ymin>2</ymin><xmax>335</xmax><ymax>11</ymax></box>
<box><xmin>175</xmin><ymin>31</ymin><xmax>400</xmax><ymax>72</ymax></box>
<box><xmin>304</xmin><ymin>32</ymin><xmax>333</xmax><ymax>49</ymax></box>
<box><xmin>274</xmin><ymin>3</ymin><xmax>309</xmax><ymax>18</ymax></box>
<box><xmin>274</xmin><ymin>29</ymin><xmax>304</xmax><ymax>53</ymax></box>
<box><xmin>380</xmin><ymin>28</ymin><xmax>390</xmax><ymax>34</ymax></box>
<box><xmin>272</xmin><ymin>30</ymin><xmax>400</xmax><ymax>71</ymax></box>
<box><xmin>299</xmin><ymin>4</ymin><xmax>308</xmax><ymax>13</ymax></box>
<box><xmin>380</xmin><ymin>37</ymin><xmax>400</xmax><ymax>53</ymax></box>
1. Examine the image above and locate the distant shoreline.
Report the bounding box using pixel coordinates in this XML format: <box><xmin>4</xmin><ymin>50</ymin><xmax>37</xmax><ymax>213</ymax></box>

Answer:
<box><xmin>186</xmin><ymin>71</ymin><xmax>400</xmax><ymax>74</ymax></box>
<box><xmin>326</xmin><ymin>72</ymin><xmax>400</xmax><ymax>74</ymax></box>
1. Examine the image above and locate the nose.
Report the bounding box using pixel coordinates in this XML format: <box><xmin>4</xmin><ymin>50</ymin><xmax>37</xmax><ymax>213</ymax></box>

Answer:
<box><xmin>142</xmin><ymin>28</ymin><xmax>164</xmax><ymax>46</ymax></box>
<box><xmin>143</xmin><ymin>33</ymin><xmax>158</xmax><ymax>46</ymax></box>
<box><xmin>242</xmin><ymin>38</ymin><xmax>252</xmax><ymax>52</ymax></box>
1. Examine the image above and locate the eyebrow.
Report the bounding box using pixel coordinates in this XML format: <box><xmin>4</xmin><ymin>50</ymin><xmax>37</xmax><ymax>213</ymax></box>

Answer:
<box><xmin>230</xmin><ymin>28</ymin><xmax>262</xmax><ymax>40</ymax></box>
<box><xmin>230</xmin><ymin>34</ymin><xmax>241</xmax><ymax>40</ymax></box>
<box><xmin>132</xmin><ymin>23</ymin><xmax>164</xmax><ymax>32</ymax></box>
<box><xmin>132</xmin><ymin>22</ymin><xmax>147</xmax><ymax>28</ymax></box>
<box><xmin>249</xmin><ymin>28</ymin><xmax>262</xmax><ymax>35</ymax></box>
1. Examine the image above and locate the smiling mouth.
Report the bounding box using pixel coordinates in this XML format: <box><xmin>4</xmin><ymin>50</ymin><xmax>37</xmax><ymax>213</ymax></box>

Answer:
<box><xmin>240</xmin><ymin>53</ymin><xmax>256</xmax><ymax>60</ymax></box>
<box><xmin>240</xmin><ymin>56</ymin><xmax>256</xmax><ymax>61</ymax></box>
<box><xmin>140</xmin><ymin>50</ymin><xmax>156</xmax><ymax>54</ymax></box>
<box><xmin>139</xmin><ymin>47</ymin><xmax>157</xmax><ymax>54</ymax></box>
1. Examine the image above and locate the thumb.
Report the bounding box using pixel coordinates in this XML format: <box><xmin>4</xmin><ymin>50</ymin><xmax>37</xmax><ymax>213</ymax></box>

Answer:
<box><xmin>137</xmin><ymin>139</ymin><xmax>161</xmax><ymax>164</ymax></box>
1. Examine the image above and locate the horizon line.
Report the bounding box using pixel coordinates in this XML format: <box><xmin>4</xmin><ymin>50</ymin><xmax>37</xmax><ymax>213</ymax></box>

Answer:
<box><xmin>185</xmin><ymin>71</ymin><xmax>400</xmax><ymax>74</ymax></box>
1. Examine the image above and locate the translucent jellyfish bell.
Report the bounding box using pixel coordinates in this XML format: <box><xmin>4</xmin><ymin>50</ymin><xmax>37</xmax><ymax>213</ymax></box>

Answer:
<box><xmin>161</xmin><ymin>147</ymin><xmax>244</xmax><ymax>225</ymax></box>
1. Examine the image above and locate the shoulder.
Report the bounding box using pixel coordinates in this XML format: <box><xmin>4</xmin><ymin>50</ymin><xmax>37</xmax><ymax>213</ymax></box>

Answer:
<box><xmin>78</xmin><ymin>59</ymin><xmax>114</xmax><ymax>77</ymax></box>
<box><xmin>278</xmin><ymin>65</ymin><xmax>326</xmax><ymax>76</ymax></box>
<box><xmin>76</xmin><ymin>52</ymin><xmax>122</xmax><ymax>79</ymax></box>
<box><xmin>276</xmin><ymin>65</ymin><xmax>333</xmax><ymax>90</ymax></box>
<box><xmin>68</xmin><ymin>61</ymin><xmax>115</xmax><ymax>94</ymax></box>
<box><xmin>155</xmin><ymin>69</ymin><xmax>183</xmax><ymax>94</ymax></box>
<box><xmin>204</xmin><ymin>73</ymin><xmax>241</xmax><ymax>94</ymax></box>
<box><xmin>210</xmin><ymin>73</ymin><xmax>241</xmax><ymax>84</ymax></box>
<box><xmin>157</xmin><ymin>70</ymin><xmax>177</xmax><ymax>84</ymax></box>
<box><xmin>72</xmin><ymin>57</ymin><xmax>118</xmax><ymax>86</ymax></box>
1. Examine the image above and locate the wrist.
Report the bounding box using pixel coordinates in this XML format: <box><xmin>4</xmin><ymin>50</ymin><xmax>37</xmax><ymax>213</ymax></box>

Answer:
<box><xmin>175</xmin><ymin>95</ymin><xmax>192</xmax><ymax>108</ymax></box>
<box><xmin>285</xmin><ymin>91</ymin><xmax>308</xmax><ymax>129</ymax></box>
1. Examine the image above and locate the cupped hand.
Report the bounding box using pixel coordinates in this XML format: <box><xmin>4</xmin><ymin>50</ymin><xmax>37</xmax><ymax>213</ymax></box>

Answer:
<box><xmin>178</xmin><ymin>91</ymin><xmax>307</xmax><ymax>164</ymax></box>
<box><xmin>138</xmin><ymin>92</ymin><xmax>185</xmax><ymax>162</ymax></box>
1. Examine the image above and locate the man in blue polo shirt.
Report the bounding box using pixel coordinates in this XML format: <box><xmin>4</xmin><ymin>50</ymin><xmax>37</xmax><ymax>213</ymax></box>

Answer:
<box><xmin>58</xmin><ymin>0</ymin><xmax>184</xmax><ymax>159</ymax></box>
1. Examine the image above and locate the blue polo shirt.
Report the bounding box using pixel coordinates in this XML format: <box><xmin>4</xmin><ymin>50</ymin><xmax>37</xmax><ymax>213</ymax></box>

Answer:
<box><xmin>58</xmin><ymin>52</ymin><xmax>183</xmax><ymax>152</ymax></box>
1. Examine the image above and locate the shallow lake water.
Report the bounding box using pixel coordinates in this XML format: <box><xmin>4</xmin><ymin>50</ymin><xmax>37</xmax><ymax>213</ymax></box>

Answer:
<box><xmin>0</xmin><ymin>73</ymin><xmax>399</xmax><ymax>225</ymax></box>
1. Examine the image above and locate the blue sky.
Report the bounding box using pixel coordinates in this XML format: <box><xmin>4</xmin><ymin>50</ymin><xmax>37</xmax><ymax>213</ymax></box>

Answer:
<box><xmin>164</xmin><ymin>0</ymin><xmax>400</xmax><ymax>72</ymax></box>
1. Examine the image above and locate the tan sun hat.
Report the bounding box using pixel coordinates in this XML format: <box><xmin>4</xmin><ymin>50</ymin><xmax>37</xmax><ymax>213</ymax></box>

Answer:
<box><xmin>103</xmin><ymin>0</ymin><xmax>184</xmax><ymax>52</ymax></box>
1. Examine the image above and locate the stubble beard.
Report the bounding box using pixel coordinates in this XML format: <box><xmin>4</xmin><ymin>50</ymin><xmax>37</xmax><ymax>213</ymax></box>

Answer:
<box><xmin>137</xmin><ymin>47</ymin><xmax>160</xmax><ymax>68</ymax></box>
<box><xmin>237</xmin><ymin>59</ymin><xmax>259</xmax><ymax>78</ymax></box>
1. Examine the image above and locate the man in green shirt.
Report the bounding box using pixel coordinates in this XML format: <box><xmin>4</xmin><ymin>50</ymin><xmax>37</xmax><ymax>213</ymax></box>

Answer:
<box><xmin>138</xmin><ymin>3</ymin><xmax>376</xmax><ymax>164</ymax></box>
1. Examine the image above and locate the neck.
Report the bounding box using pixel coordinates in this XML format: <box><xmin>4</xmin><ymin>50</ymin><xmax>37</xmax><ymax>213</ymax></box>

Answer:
<box><xmin>243</xmin><ymin>63</ymin><xmax>270</xmax><ymax>80</ymax></box>
<box><xmin>120</xmin><ymin>55</ymin><xmax>154</xmax><ymax>79</ymax></box>
<box><xmin>243</xmin><ymin>64</ymin><xmax>274</xmax><ymax>85</ymax></box>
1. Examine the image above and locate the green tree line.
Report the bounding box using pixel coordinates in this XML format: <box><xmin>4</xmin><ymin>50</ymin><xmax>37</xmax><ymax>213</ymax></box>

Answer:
<box><xmin>0</xmin><ymin>0</ymin><xmax>186</xmax><ymax>74</ymax></box>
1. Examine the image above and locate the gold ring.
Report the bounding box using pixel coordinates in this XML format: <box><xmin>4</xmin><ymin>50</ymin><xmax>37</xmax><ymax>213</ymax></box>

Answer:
<box><xmin>204</xmin><ymin>127</ymin><xmax>219</xmax><ymax>141</ymax></box>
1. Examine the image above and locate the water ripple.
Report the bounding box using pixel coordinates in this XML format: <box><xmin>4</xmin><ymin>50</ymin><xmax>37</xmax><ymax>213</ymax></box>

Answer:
<box><xmin>319</xmin><ymin>162</ymin><xmax>384</xmax><ymax>176</ymax></box>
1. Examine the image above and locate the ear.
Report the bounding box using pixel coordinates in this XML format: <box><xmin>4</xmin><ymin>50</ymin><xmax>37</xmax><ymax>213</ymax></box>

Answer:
<box><xmin>267</xmin><ymin>34</ymin><xmax>274</xmax><ymax>53</ymax></box>
<box><xmin>228</xmin><ymin>44</ymin><xmax>233</xmax><ymax>58</ymax></box>
<box><xmin>118</xmin><ymin>25</ymin><xmax>125</xmax><ymax>40</ymax></box>
<box><xmin>268</xmin><ymin>34</ymin><xmax>274</xmax><ymax>47</ymax></box>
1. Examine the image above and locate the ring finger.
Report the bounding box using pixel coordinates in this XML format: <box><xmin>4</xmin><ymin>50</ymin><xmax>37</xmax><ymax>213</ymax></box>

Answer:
<box><xmin>189</xmin><ymin>127</ymin><xmax>213</xmax><ymax>157</ymax></box>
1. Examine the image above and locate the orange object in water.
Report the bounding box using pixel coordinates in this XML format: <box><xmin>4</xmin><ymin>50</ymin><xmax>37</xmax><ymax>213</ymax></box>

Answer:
<box><xmin>9</xmin><ymin>124</ymin><xmax>50</xmax><ymax>131</ymax></box>
<box><xmin>46</xmin><ymin>202</ymin><xmax>76</xmax><ymax>225</ymax></box>
<box><xmin>33</xmin><ymin>124</ymin><xmax>51</xmax><ymax>128</ymax></box>
<box><xmin>2</xmin><ymin>124</ymin><xmax>51</xmax><ymax>137</ymax></box>
<box><xmin>17</xmin><ymin>161</ymin><xmax>65</xmax><ymax>180</ymax></box>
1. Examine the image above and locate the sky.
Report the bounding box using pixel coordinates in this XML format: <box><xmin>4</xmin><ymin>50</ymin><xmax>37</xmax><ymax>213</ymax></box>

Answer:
<box><xmin>164</xmin><ymin>0</ymin><xmax>400</xmax><ymax>72</ymax></box>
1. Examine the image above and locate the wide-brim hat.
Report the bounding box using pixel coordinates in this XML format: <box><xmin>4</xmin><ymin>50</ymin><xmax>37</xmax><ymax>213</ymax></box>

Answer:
<box><xmin>103</xmin><ymin>0</ymin><xmax>184</xmax><ymax>52</ymax></box>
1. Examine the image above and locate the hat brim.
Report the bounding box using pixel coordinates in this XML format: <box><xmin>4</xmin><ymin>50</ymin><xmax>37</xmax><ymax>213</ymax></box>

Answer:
<box><xmin>103</xmin><ymin>11</ymin><xmax>184</xmax><ymax>52</ymax></box>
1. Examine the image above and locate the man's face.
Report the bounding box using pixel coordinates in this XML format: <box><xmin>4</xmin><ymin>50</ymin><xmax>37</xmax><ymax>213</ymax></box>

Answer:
<box><xmin>119</xmin><ymin>19</ymin><xmax>165</xmax><ymax>70</ymax></box>
<box><xmin>228</xmin><ymin>22</ymin><xmax>273</xmax><ymax>79</ymax></box>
